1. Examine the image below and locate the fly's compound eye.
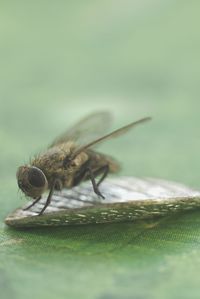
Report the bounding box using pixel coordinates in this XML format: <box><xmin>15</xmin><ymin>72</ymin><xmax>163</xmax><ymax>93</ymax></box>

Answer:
<box><xmin>28</xmin><ymin>167</ymin><xmax>46</xmax><ymax>188</ymax></box>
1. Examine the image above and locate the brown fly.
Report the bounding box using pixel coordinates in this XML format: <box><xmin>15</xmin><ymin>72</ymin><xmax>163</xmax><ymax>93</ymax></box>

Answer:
<box><xmin>17</xmin><ymin>111</ymin><xmax>151</xmax><ymax>215</ymax></box>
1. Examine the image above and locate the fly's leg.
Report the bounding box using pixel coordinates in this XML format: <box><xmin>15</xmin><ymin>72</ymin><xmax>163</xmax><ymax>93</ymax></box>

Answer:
<box><xmin>96</xmin><ymin>165</ymin><xmax>109</xmax><ymax>187</ymax></box>
<box><xmin>38</xmin><ymin>179</ymin><xmax>62</xmax><ymax>216</ymax></box>
<box><xmin>23</xmin><ymin>196</ymin><xmax>41</xmax><ymax>211</ymax></box>
<box><xmin>87</xmin><ymin>165</ymin><xmax>109</xmax><ymax>199</ymax></box>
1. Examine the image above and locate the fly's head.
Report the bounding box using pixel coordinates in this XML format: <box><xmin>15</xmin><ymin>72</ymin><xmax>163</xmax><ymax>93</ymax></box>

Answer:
<box><xmin>17</xmin><ymin>166</ymin><xmax>48</xmax><ymax>199</ymax></box>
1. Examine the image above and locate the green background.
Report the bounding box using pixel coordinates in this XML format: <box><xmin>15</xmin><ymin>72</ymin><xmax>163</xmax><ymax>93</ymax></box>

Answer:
<box><xmin>1</xmin><ymin>1</ymin><xmax>200</xmax><ymax>298</ymax></box>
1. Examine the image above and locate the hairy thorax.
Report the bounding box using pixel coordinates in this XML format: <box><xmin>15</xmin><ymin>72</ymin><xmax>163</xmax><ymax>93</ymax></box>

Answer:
<box><xmin>31</xmin><ymin>142</ymin><xmax>89</xmax><ymax>188</ymax></box>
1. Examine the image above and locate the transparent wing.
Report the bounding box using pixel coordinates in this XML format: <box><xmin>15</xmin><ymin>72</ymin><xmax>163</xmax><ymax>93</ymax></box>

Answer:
<box><xmin>72</xmin><ymin>117</ymin><xmax>151</xmax><ymax>157</ymax></box>
<box><xmin>49</xmin><ymin>111</ymin><xmax>112</xmax><ymax>148</ymax></box>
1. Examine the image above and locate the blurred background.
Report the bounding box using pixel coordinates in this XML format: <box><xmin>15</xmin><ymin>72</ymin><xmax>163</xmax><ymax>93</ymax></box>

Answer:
<box><xmin>1</xmin><ymin>1</ymin><xmax>200</xmax><ymax>299</ymax></box>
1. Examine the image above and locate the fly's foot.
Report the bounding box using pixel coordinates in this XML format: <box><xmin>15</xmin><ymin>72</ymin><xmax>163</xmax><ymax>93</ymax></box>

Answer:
<box><xmin>23</xmin><ymin>206</ymin><xmax>31</xmax><ymax>211</ymax></box>
<box><xmin>38</xmin><ymin>209</ymin><xmax>45</xmax><ymax>216</ymax></box>
<box><xmin>93</xmin><ymin>187</ymin><xmax>105</xmax><ymax>199</ymax></box>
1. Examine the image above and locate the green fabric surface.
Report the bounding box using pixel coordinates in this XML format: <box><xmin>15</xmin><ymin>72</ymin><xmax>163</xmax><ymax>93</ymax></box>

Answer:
<box><xmin>1</xmin><ymin>1</ymin><xmax>200</xmax><ymax>298</ymax></box>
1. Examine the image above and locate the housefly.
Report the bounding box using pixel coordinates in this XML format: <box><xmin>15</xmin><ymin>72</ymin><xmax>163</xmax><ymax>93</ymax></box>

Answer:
<box><xmin>17</xmin><ymin>111</ymin><xmax>151</xmax><ymax>215</ymax></box>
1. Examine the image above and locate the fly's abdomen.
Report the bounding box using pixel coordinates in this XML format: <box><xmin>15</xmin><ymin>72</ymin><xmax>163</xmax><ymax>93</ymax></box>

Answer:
<box><xmin>87</xmin><ymin>150</ymin><xmax>120</xmax><ymax>174</ymax></box>
<box><xmin>107</xmin><ymin>157</ymin><xmax>120</xmax><ymax>173</ymax></box>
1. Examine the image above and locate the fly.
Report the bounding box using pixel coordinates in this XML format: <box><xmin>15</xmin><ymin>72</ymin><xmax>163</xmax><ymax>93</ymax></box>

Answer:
<box><xmin>16</xmin><ymin>111</ymin><xmax>151</xmax><ymax>215</ymax></box>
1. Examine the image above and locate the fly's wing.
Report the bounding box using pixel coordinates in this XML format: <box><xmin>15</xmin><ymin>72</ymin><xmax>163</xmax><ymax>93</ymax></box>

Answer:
<box><xmin>49</xmin><ymin>111</ymin><xmax>112</xmax><ymax>148</ymax></box>
<box><xmin>72</xmin><ymin>117</ymin><xmax>151</xmax><ymax>158</ymax></box>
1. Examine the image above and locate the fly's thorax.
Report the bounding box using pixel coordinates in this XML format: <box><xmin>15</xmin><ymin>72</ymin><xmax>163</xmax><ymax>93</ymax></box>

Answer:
<box><xmin>68</xmin><ymin>151</ymin><xmax>89</xmax><ymax>172</ymax></box>
<box><xmin>31</xmin><ymin>144</ymin><xmax>89</xmax><ymax>189</ymax></box>
<box><xmin>31</xmin><ymin>141</ymin><xmax>77</xmax><ymax>174</ymax></box>
<box><xmin>17</xmin><ymin>166</ymin><xmax>48</xmax><ymax>199</ymax></box>
<box><xmin>61</xmin><ymin>151</ymin><xmax>89</xmax><ymax>188</ymax></box>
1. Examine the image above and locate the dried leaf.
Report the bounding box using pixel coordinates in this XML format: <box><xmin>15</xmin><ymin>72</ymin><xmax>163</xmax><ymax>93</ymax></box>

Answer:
<box><xmin>5</xmin><ymin>177</ymin><xmax>200</xmax><ymax>228</ymax></box>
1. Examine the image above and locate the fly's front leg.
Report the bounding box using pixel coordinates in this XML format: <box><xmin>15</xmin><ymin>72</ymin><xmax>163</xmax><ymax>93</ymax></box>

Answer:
<box><xmin>87</xmin><ymin>165</ymin><xmax>109</xmax><ymax>199</ymax></box>
<box><xmin>38</xmin><ymin>179</ymin><xmax>62</xmax><ymax>216</ymax></box>
<box><xmin>23</xmin><ymin>196</ymin><xmax>41</xmax><ymax>211</ymax></box>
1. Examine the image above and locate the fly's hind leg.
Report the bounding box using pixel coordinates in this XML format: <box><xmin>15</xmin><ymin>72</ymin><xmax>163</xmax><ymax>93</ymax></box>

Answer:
<box><xmin>96</xmin><ymin>165</ymin><xmax>109</xmax><ymax>187</ymax></box>
<box><xmin>87</xmin><ymin>165</ymin><xmax>109</xmax><ymax>199</ymax></box>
